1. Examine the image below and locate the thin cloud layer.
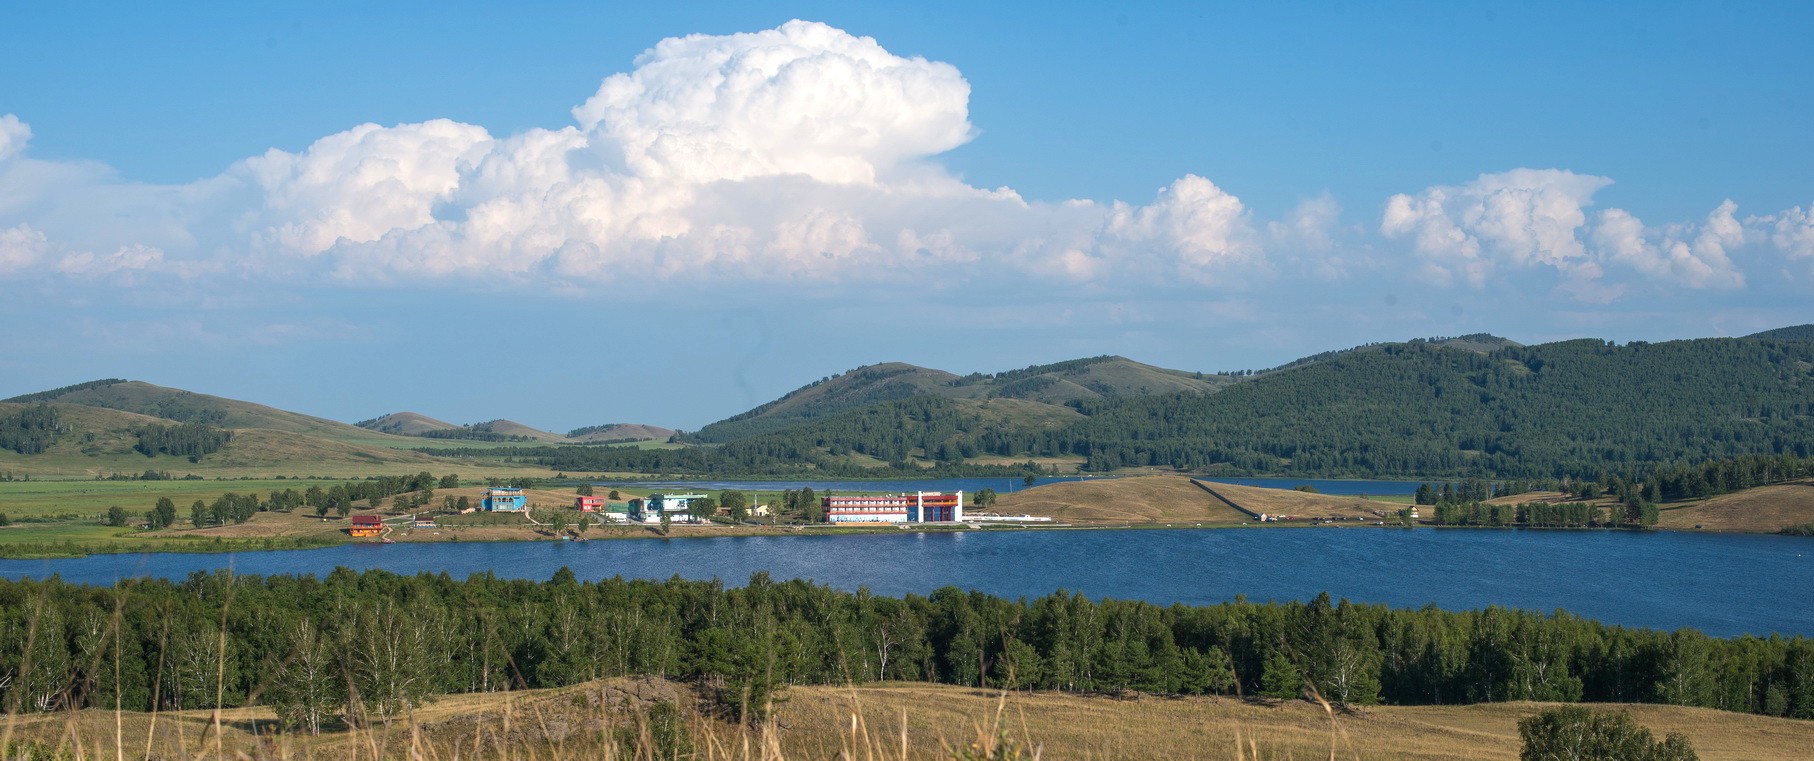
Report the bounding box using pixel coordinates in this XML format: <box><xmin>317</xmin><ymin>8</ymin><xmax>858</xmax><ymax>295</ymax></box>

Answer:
<box><xmin>0</xmin><ymin>20</ymin><xmax>1805</xmax><ymax>301</ymax></box>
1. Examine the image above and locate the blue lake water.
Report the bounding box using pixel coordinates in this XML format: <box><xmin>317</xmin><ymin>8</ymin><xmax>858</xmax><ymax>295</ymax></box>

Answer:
<box><xmin>611</xmin><ymin>476</ymin><xmax>1423</xmax><ymax>496</ymax></box>
<box><xmin>3</xmin><ymin>528</ymin><xmax>1808</xmax><ymax>638</ymax></box>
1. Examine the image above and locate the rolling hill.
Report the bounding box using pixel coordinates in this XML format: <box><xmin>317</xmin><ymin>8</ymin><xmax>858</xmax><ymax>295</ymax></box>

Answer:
<box><xmin>689</xmin><ymin>355</ymin><xmax>1232</xmax><ymax>442</ymax></box>
<box><xmin>623</xmin><ymin>330</ymin><xmax>1814</xmax><ymax>480</ymax></box>
<box><xmin>567</xmin><ymin>422</ymin><xmax>676</xmax><ymax>443</ymax></box>
<box><xmin>357</xmin><ymin>414</ymin><xmax>676</xmax><ymax>444</ymax></box>
<box><xmin>0</xmin><ymin>401</ymin><xmax>445</xmax><ymax>477</ymax></box>
<box><xmin>353</xmin><ymin>411</ymin><xmax>460</xmax><ymax>436</ymax></box>
<box><xmin>4</xmin><ymin>379</ymin><xmax>411</xmax><ymax>447</ymax></box>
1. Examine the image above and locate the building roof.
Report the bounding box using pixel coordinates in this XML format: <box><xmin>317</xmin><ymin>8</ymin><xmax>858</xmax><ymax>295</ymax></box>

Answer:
<box><xmin>351</xmin><ymin>515</ymin><xmax>383</xmax><ymax>526</ymax></box>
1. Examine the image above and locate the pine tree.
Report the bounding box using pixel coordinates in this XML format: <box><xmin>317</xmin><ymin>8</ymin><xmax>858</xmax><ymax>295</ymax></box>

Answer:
<box><xmin>1260</xmin><ymin>650</ymin><xmax>1302</xmax><ymax>700</ymax></box>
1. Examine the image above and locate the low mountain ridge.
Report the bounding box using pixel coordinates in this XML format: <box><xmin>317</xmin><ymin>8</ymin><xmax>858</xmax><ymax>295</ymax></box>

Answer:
<box><xmin>690</xmin><ymin>356</ymin><xmax>1227</xmax><ymax>442</ymax></box>
<box><xmin>357</xmin><ymin>414</ymin><xmax>675</xmax><ymax>443</ymax></box>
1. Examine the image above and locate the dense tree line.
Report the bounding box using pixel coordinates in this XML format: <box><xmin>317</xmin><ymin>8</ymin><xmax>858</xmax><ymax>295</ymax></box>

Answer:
<box><xmin>138</xmin><ymin>472</ymin><xmax>453</xmax><ymax>528</ymax></box>
<box><xmin>0</xmin><ymin>379</ymin><xmax>129</xmax><ymax>404</ymax></box>
<box><xmin>131</xmin><ymin>421</ymin><xmax>231</xmax><ymax>461</ymax></box>
<box><xmin>0</xmin><ymin>405</ymin><xmax>64</xmax><ymax>455</ymax></box>
<box><xmin>415</xmin><ymin>428</ymin><xmax>536</xmax><ymax>442</ymax></box>
<box><xmin>1638</xmin><ymin>453</ymin><xmax>1814</xmax><ymax>502</ymax></box>
<box><xmin>1</xmin><ymin>571</ymin><xmax>1810</xmax><ymax>732</ymax></box>
<box><xmin>1428</xmin><ymin>501</ymin><xmax>1659</xmax><ymax>528</ymax></box>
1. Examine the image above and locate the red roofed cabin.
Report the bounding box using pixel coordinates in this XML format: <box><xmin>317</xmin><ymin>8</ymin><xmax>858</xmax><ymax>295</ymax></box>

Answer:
<box><xmin>576</xmin><ymin>496</ymin><xmax>607</xmax><ymax>512</ymax></box>
<box><xmin>349</xmin><ymin>515</ymin><xmax>384</xmax><ymax>537</ymax></box>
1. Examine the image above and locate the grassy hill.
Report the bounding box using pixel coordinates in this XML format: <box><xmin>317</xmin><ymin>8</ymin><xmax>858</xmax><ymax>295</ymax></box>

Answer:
<box><xmin>689</xmin><ymin>356</ymin><xmax>1233</xmax><ymax>443</ymax></box>
<box><xmin>568</xmin><ymin>422</ymin><xmax>677</xmax><ymax>442</ymax></box>
<box><xmin>4</xmin><ymin>379</ymin><xmax>414</xmax><ymax>448</ymax></box>
<box><xmin>359</xmin><ymin>412</ymin><xmax>676</xmax><ymax>444</ymax></box>
<box><xmin>0</xmin><ymin>401</ymin><xmax>455</xmax><ymax>479</ymax></box>
<box><xmin>8</xmin><ymin>678</ymin><xmax>1808</xmax><ymax>760</ymax></box>
<box><xmin>993</xmin><ymin>475</ymin><xmax>1392</xmax><ymax>524</ymax></box>
<box><xmin>353</xmin><ymin>410</ymin><xmax>459</xmax><ymax>435</ymax></box>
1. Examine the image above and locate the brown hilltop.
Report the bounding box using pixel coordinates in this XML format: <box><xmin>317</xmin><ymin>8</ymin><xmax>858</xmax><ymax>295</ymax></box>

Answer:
<box><xmin>993</xmin><ymin>475</ymin><xmax>1390</xmax><ymax>525</ymax></box>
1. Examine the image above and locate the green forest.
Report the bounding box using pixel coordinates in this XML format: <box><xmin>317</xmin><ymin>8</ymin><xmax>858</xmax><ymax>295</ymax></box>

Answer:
<box><xmin>2</xmin><ymin>571</ymin><xmax>1810</xmax><ymax>732</ymax></box>
<box><xmin>1020</xmin><ymin>337</ymin><xmax>1814</xmax><ymax>477</ymax></box>
<box><xmin>0</xmin><ymin>405</ymin><xmax>64</xmax><ymax>456</ymax></box>
<box><xmin>442</xmin><ymin>337</ymin><xmax>1814</xmax><ymax>481</ymax></box>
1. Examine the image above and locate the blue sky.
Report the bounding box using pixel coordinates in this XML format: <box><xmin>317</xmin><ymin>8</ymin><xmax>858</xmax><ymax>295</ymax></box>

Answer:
<box><xmin>1</xmin><ymin>2</ymin><xmax>1810</xmax><ymax>431</ymax></box>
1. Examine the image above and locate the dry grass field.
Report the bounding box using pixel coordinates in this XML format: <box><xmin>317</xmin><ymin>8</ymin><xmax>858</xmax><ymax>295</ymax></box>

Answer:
<box><xmin>1489</xmin><ymin>481</ymin><xmax>1814</xmax><ymax>533</ymax></box>
<box><xmin>1655</xmin><ymin>478</ymin><xmax>1814</xmax><ymax>533</ymax></box>
<box><xmin>994</xmin><ymin>476</ymin><xmax>1395</xmax><ymax>525</ymax></box>
<box><xmin>4</xmin><ymin>678</ymin><xmax>1809</xmax><ymax>760</ymax></box>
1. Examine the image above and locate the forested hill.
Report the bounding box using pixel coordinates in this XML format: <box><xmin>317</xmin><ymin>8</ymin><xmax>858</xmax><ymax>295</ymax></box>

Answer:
<box><xmin>1031</xmin><ymin>337</ymin><xmax>1814</xmax><ymax>477</ymax></box>
<box><xmin>1748</xmin><ymin>324</ymin><xmax>1814</xmax><ymax>342</ymax></box>
<box><xmin>688</xmin><ymin>335</ymin><xmax>1814</xmax><ymax>480</ymax></box>
<box><xmin>688</xmin><ymin>356</ymin><xmax>1230</xmax><ymax>442</ymax></box>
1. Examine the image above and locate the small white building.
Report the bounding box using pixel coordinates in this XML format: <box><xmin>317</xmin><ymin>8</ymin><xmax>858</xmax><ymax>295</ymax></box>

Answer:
<box><xmin>630</xmin><ymin>493</ymin><xmax>709</xmax><ymax>524</ymax></box>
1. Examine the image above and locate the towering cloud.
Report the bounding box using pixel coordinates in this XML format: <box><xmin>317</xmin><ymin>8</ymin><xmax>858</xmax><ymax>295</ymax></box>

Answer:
<box><xmin>572</xmin><ymin>20</ymin><xmax>973</xmax><ymax>185</ymax></box>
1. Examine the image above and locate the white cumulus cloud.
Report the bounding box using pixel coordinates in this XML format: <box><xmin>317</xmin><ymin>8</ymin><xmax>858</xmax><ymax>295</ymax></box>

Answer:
<box><xmin>1759</xmin><ymin>203</ymin><xmax>1814</xmax><ymax>260</ymax></box>
<box><xmin>1097</xmin><ymin>175</ymin><xmax>1262</xmax><ymax>282</ymax></box>
<box><xmin>122</xmin><ymin>19</ymin><xmax>1260</xmax><ymax>287</ymax></box>
<box><xmin>0</xmin><ymin>115</ymin><xmax>29</xmax><ymax>162</ymax></box>
<box><xmin>573</xmin><ymin>20</ymin><xmax>973</xmax><ymax>185</ymax></box>
<box><xmin>1381</xmin><ymin>168</ymin><xmax>1611</xmax><ymax>288</ymax></box>
<box><xmin>236</xmin><ymin>119</ymin><xmax>494</xmax><ymax>255</ymax></box>
<box><xmin>1590</xmin><ymin>201</ymin><xmax>1746</xmax><ymax>290</ymax></box>
<box><xmin>0</xmin><ymin>223</ymin><xmax>47</xmax><ymax>274</ymax></box>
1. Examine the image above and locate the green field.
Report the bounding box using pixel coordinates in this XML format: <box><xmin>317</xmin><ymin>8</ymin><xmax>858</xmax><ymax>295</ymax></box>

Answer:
<box><xmin>0</xmin><ymin>477</ymin><xmax>411</xmax><ymax>519</ymax></box>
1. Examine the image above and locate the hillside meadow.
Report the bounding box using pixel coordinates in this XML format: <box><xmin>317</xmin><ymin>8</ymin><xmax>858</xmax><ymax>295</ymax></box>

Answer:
<box><xmin>992</xmin><ymin>476</ymin><xmax>1398</xmax><ymax>525</ymax></box>
<box><xmin>3</xmin><ymin>678</ymin><xmax>1810</xmax><ymax>760</ymax></box>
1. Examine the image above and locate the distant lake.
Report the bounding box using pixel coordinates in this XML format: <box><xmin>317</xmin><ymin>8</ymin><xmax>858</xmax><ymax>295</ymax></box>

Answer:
<box><xmin>609</xmin><ymin>476</ymin><xmax>1423</xmax><ymax>496</ymax></box>
<box><xmin>3</xmin><ymin>528</ymin><xmax>1808</xmax><ymax>638</ymax></box>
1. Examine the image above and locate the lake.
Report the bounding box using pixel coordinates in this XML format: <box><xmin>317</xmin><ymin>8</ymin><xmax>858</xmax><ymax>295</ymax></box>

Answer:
<box><xmin>611</xmin><ymin>476</ymin><xmax>1424</xmax><ymax>496</ymax></box>
<box><xmin>3</xmin><ymin>527</ymin><xmax>1808</xmax><ymax>638</ymax></box>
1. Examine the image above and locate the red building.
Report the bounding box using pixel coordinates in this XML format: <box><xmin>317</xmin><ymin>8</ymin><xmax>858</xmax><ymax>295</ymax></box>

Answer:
<box><xmin>349</xmin><ymin>515</ymin><xmax>384</xmax><ymax>537</ymax></box>
<box><xmin>576</xmin><ymin>496</ymin><xmax>607</xmax><ymax>512</ymax></box>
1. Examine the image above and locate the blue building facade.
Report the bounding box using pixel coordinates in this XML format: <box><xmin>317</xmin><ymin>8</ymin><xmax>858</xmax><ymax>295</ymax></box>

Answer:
<box><xmin>483</xmin><ymin>487</ymin><xmax>527</xmax><ymax>512</ymax></box>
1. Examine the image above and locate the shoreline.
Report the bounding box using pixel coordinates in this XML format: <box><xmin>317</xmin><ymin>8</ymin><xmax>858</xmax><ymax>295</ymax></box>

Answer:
<box><xmin>1</xmin><ymin>514</ymin><xmax>1796</xmax><ymax>560</ymax></box>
